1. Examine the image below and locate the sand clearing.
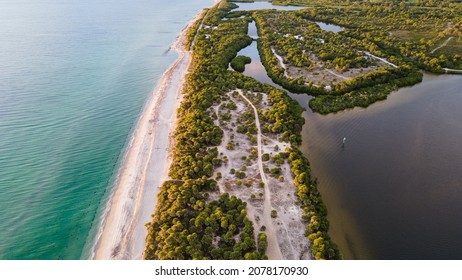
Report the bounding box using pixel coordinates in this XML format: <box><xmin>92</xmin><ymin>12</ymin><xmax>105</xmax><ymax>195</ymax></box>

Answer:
<box><xmin>237</xmin><ymin>90</ymin><xmax>283</xmax><ymax>260</ymax></box>
<box><xmin>210</xmin><ymin>89</ymin><xmax>311</xmax><ymax>260</ymax></box>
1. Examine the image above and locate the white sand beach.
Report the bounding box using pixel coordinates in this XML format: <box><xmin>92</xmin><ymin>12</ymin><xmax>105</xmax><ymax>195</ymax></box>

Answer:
<box><xmin>92</xmin><ymin>16</ymin><xmax>197</xmax><ymax>260</ymax></box>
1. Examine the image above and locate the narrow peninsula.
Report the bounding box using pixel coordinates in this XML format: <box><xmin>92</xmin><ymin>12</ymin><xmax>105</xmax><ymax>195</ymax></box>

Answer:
<box><xmin>104</xmin><ymin>0</ymin><xmax>461</xmax><ymax>260</ymax></box>
<box><xmin>144</xmin><ymin>0</ymin><xmax>340</xmax><ymax>260</ymax></box>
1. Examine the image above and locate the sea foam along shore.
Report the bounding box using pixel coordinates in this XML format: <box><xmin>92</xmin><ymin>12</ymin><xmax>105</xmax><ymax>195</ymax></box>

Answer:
<box><xmin>90</xmin><ymin>10</ymin><xmax>203</xmax><ymax>260</ymax></box>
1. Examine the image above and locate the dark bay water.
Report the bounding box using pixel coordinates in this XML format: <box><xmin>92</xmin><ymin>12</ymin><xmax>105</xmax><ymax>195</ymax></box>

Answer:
<box><xmin>237</xmin><ymin>11</ymin><xmax>462</xmax><ymax>259</ymax></box>
<box><xmin>300</xmin><ymin>73</ymin><xmax>462</xmax><ymax>259</ymax></box>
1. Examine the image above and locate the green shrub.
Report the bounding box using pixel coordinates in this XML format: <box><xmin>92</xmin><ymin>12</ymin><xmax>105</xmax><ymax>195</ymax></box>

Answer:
<box><xmin>271</xmin><ymin>210</ymin><xmax>277</xmax><ymax>218</ymax></box>
<box><xmin>230</xmin><ymin>55</ymin><xmax>252</xmax><ymax>72</ymax></box>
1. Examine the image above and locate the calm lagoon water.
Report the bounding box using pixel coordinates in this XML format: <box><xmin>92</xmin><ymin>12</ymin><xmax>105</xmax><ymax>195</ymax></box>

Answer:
<box><xmin>236</xmin><ymin>23</ymin><xmax>281</xmax><ymax>89</ymax></box>
<box><xmin>316</xmin><ymin>22</ymin><xmax>344</xmax><ymax>33</ymax></box>
<box><xmin>300</xmin><ymin>73</ymin><xmax>462</xmax><ymax>259</ymax></box>
<box><xmin>0</xmin><ymin>0</ymin><xmax>212</xmax><ymax>259</ymax></box>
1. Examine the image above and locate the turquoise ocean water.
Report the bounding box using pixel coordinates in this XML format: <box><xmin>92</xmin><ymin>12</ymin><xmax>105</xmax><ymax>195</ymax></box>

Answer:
<box><xmin>0</xmin><ymin>0</ymin><xmax>212</xmax><ymax>259</ymax></box>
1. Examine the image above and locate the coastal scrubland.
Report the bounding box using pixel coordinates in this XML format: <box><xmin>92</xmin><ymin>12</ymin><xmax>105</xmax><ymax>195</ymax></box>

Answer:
<box><xmin>144</xmin><ymin>0</ymin><xmax>339</xmax><ymax>260</ymax></box>
<box><xmin>144</xmin><ymin>0</ymin><xmax>460</xmax><ymax>260</ymax></box>
<box><xmin>236</xmin><ymin>0</ymin><xmax>461</xmax><ymax>113</ymax></box>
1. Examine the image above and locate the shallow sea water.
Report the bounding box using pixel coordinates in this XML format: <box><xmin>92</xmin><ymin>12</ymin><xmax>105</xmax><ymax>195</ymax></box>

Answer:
<box><xmin>0</xmin><ymin>0</ymin><xmax>212</xmax><ymax>259</ymax></box>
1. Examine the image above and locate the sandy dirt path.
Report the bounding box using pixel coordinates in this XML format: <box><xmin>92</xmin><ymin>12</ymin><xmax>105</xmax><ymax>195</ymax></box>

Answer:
<box><xmin>431</xmin><ymin>36</ymin><xmax>454</xmax><ymax>54</ymax></box>
<box><xmin>324</xmin><ymin>68</ymin><xmax>348</xmax><ymax>80</ymax></box>
<box><xmin>271</xmin><ymin>47</ymin><xmax>288</xmax><ymax>78</ymax></box>
<box><xmin>363</xmin><ymin>51</ymin><xmax>398</xmax><ymax>68</ymax></box>
<box><xmin>190</xmin><ymin>9</ymin><xmax>210</xmax><ymax>51</ymax></box>
<box><xmin>237</xmin><ymin>90</ymin><xmax>283</xmax><ymax>260</ymax></box>
<box><xmin>444</xmin><ymin>67</ymin><xmax>462</xmax><ymax>73</ymax></box>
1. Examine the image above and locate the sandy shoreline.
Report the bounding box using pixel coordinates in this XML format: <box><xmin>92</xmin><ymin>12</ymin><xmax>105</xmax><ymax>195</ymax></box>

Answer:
<box><xmin>91</xmin><ymin>12</ymin><xmax>200</xmax><ymax>259</ymax></box>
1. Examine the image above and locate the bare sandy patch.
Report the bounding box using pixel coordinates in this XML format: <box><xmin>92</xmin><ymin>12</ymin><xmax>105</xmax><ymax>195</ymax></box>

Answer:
<box><xmin>208</xmin><ymin>89</ymin><xmax>311</xmax><ymax>260</ymax></box>
<box><xmin>272</xmin><ymin>48</ymin><xmax>391</xmax><ymax>90</ymax></box>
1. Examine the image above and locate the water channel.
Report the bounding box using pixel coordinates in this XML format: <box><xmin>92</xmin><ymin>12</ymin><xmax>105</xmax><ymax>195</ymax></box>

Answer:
<box><xmin>233</xmin><ymin>2</ymin><xmax>462</xmax><ymax>260</ymax></box>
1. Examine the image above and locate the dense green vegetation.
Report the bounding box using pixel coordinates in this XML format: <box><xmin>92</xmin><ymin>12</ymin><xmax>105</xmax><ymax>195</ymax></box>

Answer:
<box><xmin>184</xmin><ymin>9</ymin><xmax>208</xmax><ymax>51</ymax></box>
<box><xmin>145</xmin><ymin>182</ymin><xmax>261</xmax><ymax>259</ymax></box>
<box><xmin>145</xmin><ymin>0</ymin><xmax>340</xmax><ymax>260</ymax></box>
<box><xmin>309</xmin><ymin>70</ymin><xmax>423</xmax><ymax>113</ymax></box>
<box><xmin>230</xmin><ymin>55</ymin><xmax>252</xmax><ymax>72</ymax></box>
<box><xmin>293</xmin><ymin>3</ymin><xmax>461</xmax><ymax>71</ymax></box>
<box><xmin>287</xmin><ymin>147</ymin><xmax>339</xmax><ymax>259</ymax></box>
<box><xmin>252</xmin><ymin>10</ymin><xmax>426</xmax><ymax>113</ymax></box>
<box><xmin>235</xmin><ymin>0</ymin><xmax>460</xmax><ymax>113</ymax></box>
<box><xmin>261</xmin><ymin>89</ymin><xmax>305</xmax><ymax>145</ymax></box>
